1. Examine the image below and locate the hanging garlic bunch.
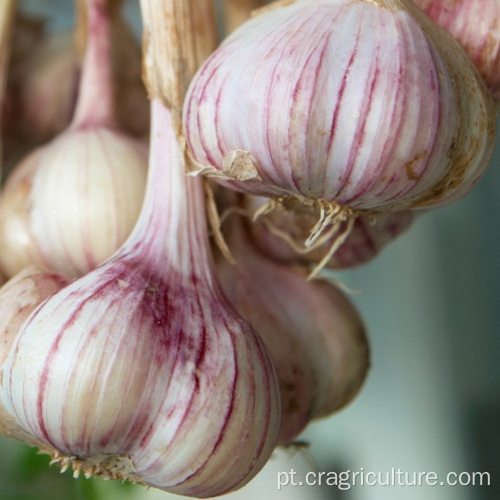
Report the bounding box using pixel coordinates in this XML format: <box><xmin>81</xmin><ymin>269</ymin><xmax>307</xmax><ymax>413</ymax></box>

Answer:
<box><xmin>414</xmin><ymin>0</ymin><xmax>500</xmax><ymax>102</ymax></box>
<box><xmin>216</xmin><ymin>200</ymin><xmax>369</xmax><ymax>444</ymax></box>
<box><xmin>0</xmin><ymin>0</ymin><xmax>148</xmax><ymax>279</ymax></box>
<box><xmin>0</xmin><ymin>0</ymin><xmax>281</xmax><ymax>492</ymax></box>
<box><xmin>183</xmin><ymin>0</ymin><xmax>496</xmax><ymax>250</ymax></box>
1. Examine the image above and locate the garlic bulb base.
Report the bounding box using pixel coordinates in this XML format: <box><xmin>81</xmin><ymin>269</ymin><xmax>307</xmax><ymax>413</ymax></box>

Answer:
<box><xmin>47</xmin><ymin>450</ymin><xmax>143</xmax><ymax>484</ymax></box>
<box><xmin>252</xmin><ymin>196</ymin><xmax>359</xmax><ymax>277</ymax></box>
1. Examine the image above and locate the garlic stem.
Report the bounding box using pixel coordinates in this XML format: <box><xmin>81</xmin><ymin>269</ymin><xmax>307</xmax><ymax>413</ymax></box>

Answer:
<box><xmin>136</xmin><ymin>0</ymin><xmax>218</xmax><ymax>275</ymax></box>
<box><xmin>140</xmin><ymin>0</ymin><xmax>218</xmax><ymax>124</ymax></box>
<box><xmin>75</xmin><ymin>0</ymin><xmax>124</xmax><ymax>57</ymax></box>
<box><xmin>71</xmin><ymin>0</ymin><xmax>114</xmax><ymax>129</ymax></box>
<box><xmin>223</xmin><ymin>0</ymin><xmax>267</xmax><ymax>33</ymax></box>
<box><xmin>0</xmin><ymin>0</ymin><xmax>16</xmax><ymax>178</ymax></box>
<box><xmin>119</xmin><ymin>99</ymin><xmax>213</xmax><ymax>282</ymax></box>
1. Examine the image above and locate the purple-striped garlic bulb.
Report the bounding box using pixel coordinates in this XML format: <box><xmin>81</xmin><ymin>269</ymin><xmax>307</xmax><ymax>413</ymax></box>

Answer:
<box><xmin>243</xmin><ymin>195</ymin><xmax>415</xmax><ymax>271</ymax></box>
<box><xmin>216</xmin><ymin>210</ymin><xmax>369</xmax><ymax>444</ymax></box>
<box><xmin>183</xmin><ymin>0</ymin><xmax>496</xmax><ymax>244</ymax></box>
<box><xmin>0</xmin><ymin>99</ymin><xmax>280</xmax><ymax>497</ymax></box>
<box><xmin>0</xmin><ymin>265</ymin><xmax>68</xmax><ymax>447</ymax></box>
<box><xmin>0</xmin><ymin>0</ymin><xmax>148</xmax><ymax>279</ymax></box>
<box><xmin>414</xmin><ymin>0</ymin><xmax>500</xmax><ymax>102</ymax></box>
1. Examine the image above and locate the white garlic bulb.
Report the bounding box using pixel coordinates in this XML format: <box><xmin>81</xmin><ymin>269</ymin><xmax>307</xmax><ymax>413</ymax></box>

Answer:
<box><xmin>184</xmin><ymin>0</ymin><xmax>496</xmax><ymax>223</ymax></box>
<box><xmin>0</xmin><ymin>0</ymin><xmax>148</xmax><ymax>279</ymax></box>
<box><xmin>0</xmin><ymin>129</ymin><xmax>148</xmax><ymax>278</ymax></box>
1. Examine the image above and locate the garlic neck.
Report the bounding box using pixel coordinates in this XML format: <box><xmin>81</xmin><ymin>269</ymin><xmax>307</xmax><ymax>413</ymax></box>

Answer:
<box><xmin>120</xmin><ymin>99</ymin><xmax>214</xmax><ymax>285</ymax></box>
<box><xmin>71</xmin><ymin>0</ymin><xmax>115</xmax><ymax>129</ymax></box>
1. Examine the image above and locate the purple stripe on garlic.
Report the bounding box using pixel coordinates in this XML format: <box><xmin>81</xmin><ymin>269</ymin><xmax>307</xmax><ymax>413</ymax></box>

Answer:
<box><xmin>183</xmin><ymin>0</ymin><xmax>496</xmax><ymax>223</ymax></box>
<box><xmin>0</xmin><ymin>99</ymin><xmax>280</xmax><ymax>497</ymax></box>
<box><xmin>414</xmin><ymin>0</ymin><xmax>500</xmax><ymax>103</ymax></box>
<box><xmin>0</xmin><ymin>266</ymin><xmax>68</xmax><ymax>447</ymax></box>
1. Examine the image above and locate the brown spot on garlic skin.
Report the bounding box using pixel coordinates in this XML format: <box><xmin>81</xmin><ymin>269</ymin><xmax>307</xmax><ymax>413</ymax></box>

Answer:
<box><xmin>405</xmin><ymin>151</ymin><xmax>427</xmax><ymax>181</ymax></box>
<box><xmin>401</xmin><ymin>1</ymin><xmax>497</xmax><ymax>209</ymax></box>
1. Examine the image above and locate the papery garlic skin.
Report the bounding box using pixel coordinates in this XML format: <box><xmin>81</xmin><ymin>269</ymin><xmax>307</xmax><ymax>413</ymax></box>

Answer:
<box><xmin>0</xmin><ymin>265</ymin><xmax>68</xmax><ymax>446</ymax></box>
<box><xmin>0</xmin><ymin>129</ymin><xmax>148</xmax><ymax>278</ymax></box>
<box><xmin>184</xmin><ymin>0</ymin><xmax>496</xmax><ymax>215</ymax></box>
<box><xmin>2</xmin><ymin>263</ymin><xmax>279</xmax><ymax>494</ymax></box>
<box><xmin>414</xmin><ymin>0</ymin><xmax>500</xmax><ymax>102</ymax></box>
<box><xmin>216</xmin><ymin>213</ymin><xmax>369</xmax><ymax>443</ymax></box>
<box><xmin>0</xmin><ymin>100</ymin><xmax>280</xmax><ymax>497</ymax></box>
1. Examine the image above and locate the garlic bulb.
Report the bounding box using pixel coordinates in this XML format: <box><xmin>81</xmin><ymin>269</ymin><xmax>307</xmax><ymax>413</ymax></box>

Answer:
<box><xmin>0</xmin><ymin>100</ymin><xmax>280</xmax><ymax>497</ymax></box>
<box><xmin>245</xmin><ymin>195</ymin><xmax>415</xmax><ymax>270</ymax></box>
<box><xmin>0</xmin><ymin>0</ymin><xmax>148</xmax><ymax>279</ymax></box>
<box><xmin>414</xmin><ymin>0</ymin><xmax>500</xmax><ymax>102</ymax></box>
<box><xmin>184</xmin><ymin>0</ymin><xmax>496</xmax><ymax>233</ymax></box>
<box><xmin>6</xmin><ymin>10</ymin><xmax>149</xmax><ymax>146</ymax></box>
<box><xmin>0</xmin><ymin>265</ymin><xmax>68</xmax><ymax>446</ymax></box>
<box><xmin>216</xmin><ymin>207</ymin><xmax>369</xmax><ymax>444</ymax></box>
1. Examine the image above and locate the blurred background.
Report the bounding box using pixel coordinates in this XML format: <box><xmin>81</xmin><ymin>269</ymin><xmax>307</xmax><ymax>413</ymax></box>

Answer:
<box><xmin>1</xmin><ymin>1</ymin><xmax>498</xmax><ymax>499</ymax></box>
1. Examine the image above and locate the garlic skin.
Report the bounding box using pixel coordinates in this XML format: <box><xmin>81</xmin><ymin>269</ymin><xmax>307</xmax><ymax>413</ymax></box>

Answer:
<box><xmin>184</xmin><ymin>0</ymin><xmax>496</xmax><ymax>216</ymax></box>
<box><xmin>0</xmin><ymin>0</ymin><xmax>149</xmax><ymax>279</ymax></box>
<box><xmin>216</xmin><ymin>209</ymin><xmax>369</xmax><ymax>443</ymax></box>
<box><xmin>414</xmin><ymin>0</ymin><xmax>500</xmax><ymax>102</ymax></box>
<box><xmin>0</xmin><ymin>128</ymin><xmax>148</xmax><ymax>278</ymax></box>
<box><xmin>0</xmin><ymin>100</ymin><xmax>280</xmax><ymax>497</ymax></box>
<box><xmin>245</xmin><ymin>195</ymin><xmax>415</xmax><ymax>269</ymax></box>
<box><xmin>0</xmin><ymin>265</ymin><xmax>68</xmax><ymax>447</ymax></box>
